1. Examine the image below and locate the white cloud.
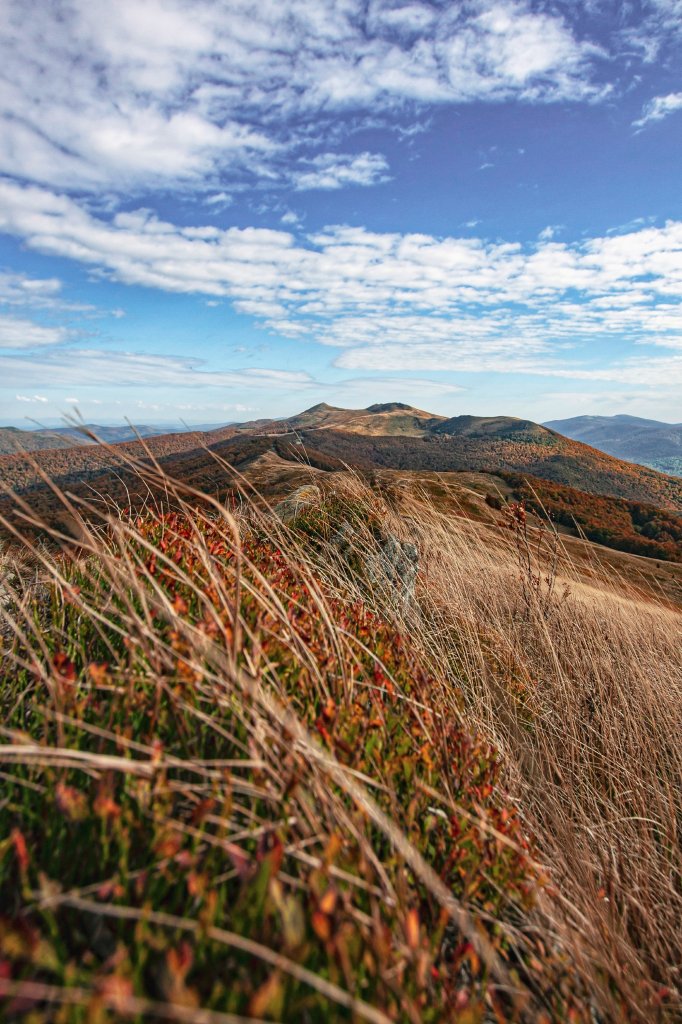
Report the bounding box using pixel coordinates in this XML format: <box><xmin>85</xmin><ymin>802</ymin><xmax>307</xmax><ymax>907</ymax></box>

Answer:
<box><xmin>0</xmin><ymin>0</ymin><xmax>609</xmax><ymax>194</ymax></box>
<box><xmin>2</xmin><ymin>180</ymin><xmax>682</xmax><ymax>384</ymax></box>
<box><xmin>0</xmin><ymin>270</ymin><xmax>120</xmax><ymax>319</ymax></box>
<box><xmin>0</xmin><ymin>315</ymin><xmax>69</xmax><ymax>349</ymax></box>
<box><xmin>538</xmin><ymin>224</ymin><xmax>563</xmax><ymax>241</ymax></box>
<box><xmin>1</xmin><ymin>347</ymin><xmax>315</xmax><ymax>389</ymax></box>
<box><xmin>16</xmin><ymin>393</ymin><xmax>48</xmax><ymax>402</ymax></box>
<box><xmin>0</xmin><ymin>272</ymin><xmax>62</xmax><ymax>306</ymax></box>
<box><xmin>280</xmin><ymin>210</ymin><xmax>301</xmax><ymax>226</ymax></box>
<box><xmin>293</xmin><ymin>152</ymin><xmax>390</xmax><ymax>190</ymax></box>
<box><xmin>633</xmin><ymin>91</ymin><xmax>682</xmax><ymax>128</ymax></box>
<box><xmin>205</xmin><ymin>192</ymin><xmax>233</xmax><ymax>206</ymax></box>
<box><xmin>338</xmin><ymin>376</ymin><xmax>464</xmax><ymax>395</ymax></box>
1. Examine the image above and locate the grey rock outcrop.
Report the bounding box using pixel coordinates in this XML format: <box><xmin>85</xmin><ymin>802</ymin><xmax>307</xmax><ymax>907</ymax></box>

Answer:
<box><xmin>274</xmin><ymin>484</ymin><xmax>322</xmax><ymax>524</ymax></box>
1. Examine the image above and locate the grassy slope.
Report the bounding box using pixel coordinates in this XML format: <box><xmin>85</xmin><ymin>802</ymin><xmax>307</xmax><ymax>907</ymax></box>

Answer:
<box><xmin>1</xmin><ymin>468</ymin><xmax>680</xmax><ymax>1022</ymax></box>
<box><xmin>293</xmin><ymin>429</ymin><xmax>682</xmax><ymax>510</ymax></box>
<box><xmin>1</xmin><ymin>433</ymin><xmax>682</xmax><ymax>574</ymax></box>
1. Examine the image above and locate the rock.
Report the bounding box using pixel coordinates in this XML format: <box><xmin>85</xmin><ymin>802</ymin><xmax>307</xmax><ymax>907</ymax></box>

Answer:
<box><xmin>331</xmin><ymin>522</ymin><xmax>419</xmax><ymax>604</ymax></box>
<box><xmin>374</xmin><ymin>533</ymin><xmax>419</xmax><ymax>603</ymax></box>
<box><xmin>274</xmin><ymin>484</ymin><xmax>322</xmax><ymax>524</ymax></box>
<box><xmin>275</xmin><ymin>485</ymin><xmax>420</xmax><ymax>605</ymax></box>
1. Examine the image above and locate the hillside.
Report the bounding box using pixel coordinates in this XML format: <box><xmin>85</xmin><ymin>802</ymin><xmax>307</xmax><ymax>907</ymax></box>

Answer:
<box><xmin>1</xmin><ymin>467</ymin><xmax>680</xmax><ymax>1022</ymax></box>
<box><xmin>0</xmin><ymin>426</ymin><xmax>82</xmax><ymax>454</ymax></box>
<box><xmin>1</xmin><ymin>405</ymin><xmax>681</xmax><ymax>573</ymax></box>
<box><xmin>285</xmin><ymin>422</ymin><xmax>682</xmax><ymax>510</ymax></box>
<box><xmin>2</xmin><ymin>404</ymin><xmax>681</xmax><ymax>510</ymax></box>
<box><xmin>0</xmin><ymin>421</ymin><xmax>229</xmax><ymax>453</ymax></box>
<box><xmin>545</xmin><ymin>414</ymin><xmax>682</xmax><ymax>476</ymax></box>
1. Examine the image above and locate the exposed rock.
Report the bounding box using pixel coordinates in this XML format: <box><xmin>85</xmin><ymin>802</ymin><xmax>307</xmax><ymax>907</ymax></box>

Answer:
<box><xmin>332</xmin><ymin>521</ymin><xmax>419</xmax><ymax>603</ymax></box>
<box><xmin>274</xmin><ymin>484</ymin><xmax>322</xmax><ymax>524</ymax></box>
<box><xmin>373</xmin><ymin>532</ymin><xmax>419</xmax><ymax>603</ymax></box>
<box><xmin>275</xmin><ymin>485</ymin><xmax>419</xmax><ymax>604</ymax></box>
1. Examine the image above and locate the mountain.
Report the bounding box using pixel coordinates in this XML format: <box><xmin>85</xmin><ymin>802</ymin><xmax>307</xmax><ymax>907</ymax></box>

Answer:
<box><xmin>1</xmin><ymin>403</ymin><xmax>680</xmax><ymax>564</ymax></box>
<box><xmin>0</xmin><ymin>421</ymin><xmax>232</xmax><ymax>453</ymax></box>
<box><xmin>0</xmin><ymin>426</ymin><xmax>83</xmax><ymax>454</ymax></box>
<box><xmin>2</xmin><ymin>403</ymin><xmax>681</xmax><ymax>507</ymax></box>
<box><xmin>232</xmin><ymin>401</ymin><xmax>446</xmax><ymax>436</ymax></box>
<box><xmin>544</xmin><ymin>414</ymin><xmax>682</xmax><ymax>476</ymax></box>
<box><xmin>237</xmin><ymin>406</ymin><xmax>680</xmax><ymax>510</ymax></box>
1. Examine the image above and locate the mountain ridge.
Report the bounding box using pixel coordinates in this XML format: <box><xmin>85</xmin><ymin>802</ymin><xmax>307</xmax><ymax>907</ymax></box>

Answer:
<box><xmin>544</xmin><ymin>414</ymin><xmax>682</xmax><ymax>477</ymax></box>
<box><xmin>1</xmin><ymin>402</ymin><xmax>681</xmax><ymax>513</ymax></box>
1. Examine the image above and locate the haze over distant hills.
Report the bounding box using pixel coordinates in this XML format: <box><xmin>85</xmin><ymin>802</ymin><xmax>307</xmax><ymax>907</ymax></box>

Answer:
<box><xmin>544</xmin><ymin>415</ymin><xmax>682</xmax><ymax>477</ymax></box>
<box><xmin>0</xmin><ymin>422</ymin><xmax>231</xmax><ymax>454</ymax></box>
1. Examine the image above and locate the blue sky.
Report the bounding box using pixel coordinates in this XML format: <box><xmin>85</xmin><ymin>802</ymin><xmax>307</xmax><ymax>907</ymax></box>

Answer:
<box><xmin>1</xmin><ymin>0</ymin><xmax>682</xmax><ymax>427</ymax></box>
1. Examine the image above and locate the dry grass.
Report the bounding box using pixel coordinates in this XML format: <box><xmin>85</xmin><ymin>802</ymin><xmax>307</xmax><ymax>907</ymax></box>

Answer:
<box><xmin>377</xmin><ymin>482</ymin><xmax>682</xmax><ymax>1019</ymax></box>
<box><xmin>0</xmin><ymin>460</ymin><xmax>680</xmax><ymax>1022</ymax></box>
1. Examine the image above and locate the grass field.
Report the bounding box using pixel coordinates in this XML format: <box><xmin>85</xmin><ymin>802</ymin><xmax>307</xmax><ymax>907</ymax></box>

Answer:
<box><xmin>1</xmin><ymin>461</ymin><xmax>680</xmax><ymax>1022</ymax></box>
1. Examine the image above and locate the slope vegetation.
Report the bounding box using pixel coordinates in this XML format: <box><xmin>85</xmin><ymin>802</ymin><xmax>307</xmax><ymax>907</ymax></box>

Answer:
<box><xmin>0</xmin><ymin>427</ymin><xmax>82</xmax><ymax>455</ymax></box>
<box><xmin>1</xmin><ymin>469</ymin><xmax>679</xmax><ymax>1022</ymax></box>
<box><xmin>2</xmin><ymin>404</ymin><xmax>682</xmax><ymax>508</ymax></box>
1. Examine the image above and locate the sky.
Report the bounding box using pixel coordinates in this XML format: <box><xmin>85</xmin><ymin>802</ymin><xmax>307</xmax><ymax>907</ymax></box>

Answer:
<box><xmin>1</xmin><ymin>0</ymin><xmax>682</xmax><ymax>428</ymax></box>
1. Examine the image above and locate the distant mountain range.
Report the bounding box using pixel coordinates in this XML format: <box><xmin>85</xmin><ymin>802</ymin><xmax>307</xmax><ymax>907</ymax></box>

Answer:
<box><xmin>544</xmin><ymin>415</ymin><xmax>682</xmax><ymax>477</ymax></box>
<box><xmin>0</xmin><ymin>422</ymin><xmax>231</xmax><ymax>454</ymax></box>
<box><xmin>1</xmin><ymin>400</ymin><xmax>680</xmax><ymax>505</ymax></box>
<box><xmin>1</xmin><ymin>401</ymin><xmax>681</xmax><ymax>563</ymax></box>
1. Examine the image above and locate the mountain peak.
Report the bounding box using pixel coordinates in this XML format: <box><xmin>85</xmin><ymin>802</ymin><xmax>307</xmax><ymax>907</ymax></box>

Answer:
<box><xmin>366</xmin><ymin>402</ymin><xmax>415</xmax><ymax>413</ymax></box>
<box><xmin>301</xmin><ymin>402</ymin><xmax>340</xmax><ymax>414</ymax></box>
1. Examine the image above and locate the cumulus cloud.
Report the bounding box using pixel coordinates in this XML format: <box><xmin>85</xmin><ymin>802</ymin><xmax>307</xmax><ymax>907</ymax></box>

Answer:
<box><xmin>0</xmin><ymin>272</ymin><xmax>62</xmax><ymax>306</ymax></box>
<box><xmin>633</xmin><ymin>91</ymin><xmax>682</xmax><ymax>128</ymax></box>
<box><xmin>0</xmin><ymin>0</ymin><xmax>609</xmax><ymax>194</ymax></box>
<box><xmin>0</xmin><ymin>270</ymin><xmax>118</xmax><ymax>318</ymax></box>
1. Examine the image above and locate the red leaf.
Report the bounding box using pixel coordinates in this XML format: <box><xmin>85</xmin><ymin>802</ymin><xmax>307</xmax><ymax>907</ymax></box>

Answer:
<box><xmin>11</xmin><ymin>829</ymin><xmax>29</xmax><ymax>873</ymax></box>
<box><xmin>52</xmin><ymin>651</ymin><xmax>77</xmax><ymax>684</ymax></box>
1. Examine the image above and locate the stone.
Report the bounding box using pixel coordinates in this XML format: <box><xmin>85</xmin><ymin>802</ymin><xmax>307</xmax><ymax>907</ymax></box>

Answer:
<box><xmin>273</xmin><ymin>484</ymin><xmax>322</xmax><ymax>524</ymax></box>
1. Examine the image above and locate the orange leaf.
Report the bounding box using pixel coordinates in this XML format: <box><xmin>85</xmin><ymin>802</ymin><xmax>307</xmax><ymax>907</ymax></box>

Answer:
<box><xmin>318</xmin><ymin>887</ymin><xmax>338</xmax><ymax>916</ymax></box>
<box><xmin>88</xmin><ymin>662</ymin><xmax>110</xmax><ymax>686</ymax></box>
<box><xmin>55</xmin><ymin>782</ymin><xmax>88</xmax><ymax>821</ymax></box>
<box><xmin>311</xmin><ymin>911</ymin><xmax>332</xmax><ymax>942</ymax></box>
<box><xmin>190</xmin><ymin>798</ymin><xmax>216</xmax><ymax>825</ymax></box>
<box><xmin>53</xmin><ymin>651</ymin><xmax>77</xmax><ymax>684</ymax></box>
<box><xmin>166</xmin><ymin>941</ymin><xmax>193</xmax><ymax>981</ymax></box>
<box><xmin>405</xmin><ymin>907</ymin><xmax>420</xmax><ymax>951</ymax></box>
<box><xmin>249</xmin><ymin>971</ymin><xmax>283</xmax><ymax>1018</ymax></box>
<box><xmin>98</xmin><ymin>976</ymin><xmax>133</xmax><ymax>1012</ymax></box>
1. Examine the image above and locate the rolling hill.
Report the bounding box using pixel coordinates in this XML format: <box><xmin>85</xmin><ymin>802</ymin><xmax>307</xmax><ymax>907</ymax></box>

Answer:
<box><xmin>0</xmin><ymin>421</ymin><xmax>231</xmax><ymax>453</ymax></box>
<box><xmin>0</xmin><ymin>426</ymin><xmax>83</xmax><ymax>454</ymax></box>
<box><xmin>0</xmin><ymin>403</ymin><xmax>680</xmax><ymax>565</ymax></box>
<box><xmin>545</xmin><ymin>414</ymin><xmax>682</xmax><ymax>476</ymax></box>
